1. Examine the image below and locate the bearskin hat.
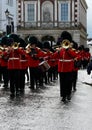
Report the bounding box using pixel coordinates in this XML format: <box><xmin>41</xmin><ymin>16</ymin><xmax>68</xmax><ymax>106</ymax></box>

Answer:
<box><xmin>7</xmin><ymin>38</ymin><xmax>14</xmax><ymax>46</ymax></box>
<box><xmin>1</xmin><ymin>36</ymin><xmax>8</xmax><ymax>45</ymax></box>
<box><xmin>61</xmin><ymin>31</ymin><xmax>72</xmax><ymax>42</ymax></box>
<box><xmin>19</xmin><ymin>38</ymin><xmax>27</xmax><ymax>48</ymax></box>
<box><xmin>72</xmin><ymin>40</ymin><xmax>78</xmax><ymax>49</ymax></box>
<box><xmin>43</xmin><ymin>41</ymin><xmax>51</xmax><ymax>49</ymax></box>
<box><xmin>37</xmin><ymin>41</ymin><xmax>43</xmax><ymax>49</ymax></box>
<box><xmin>28</xmin><ymin>36</ymin><xmax>38</xmax><ymax>45</ymax></box>
<box><xmin>8</xmin><ymin>34</ymin><xmax>20</xmax><ymax>43</ymax></box>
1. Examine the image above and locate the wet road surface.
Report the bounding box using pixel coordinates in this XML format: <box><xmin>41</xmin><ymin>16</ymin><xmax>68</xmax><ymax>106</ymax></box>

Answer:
<box><xmin>0</xmin><ymin>70</ymin><xmax>92</xmax><ymax>130</ymax></box>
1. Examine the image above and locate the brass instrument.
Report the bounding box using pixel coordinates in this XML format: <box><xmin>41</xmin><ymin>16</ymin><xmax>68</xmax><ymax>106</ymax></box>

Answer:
<box><xmin>25</xmin><ymin>44</ymin><xmax>37</xmax><ymax>57</ymax></box>
<box><xmin>25</xmin><ymin>44</ymin><xmax>31</xmax><ymax>53</ymax></box>
<box><xmin>0</xmin><ymin>46</ymin><xmax>4</xmax><ymax>51</ymax></box>
<box><xmin>25</xmin><ymin>44</ymin><xmax>31</xmax><ymax>49</ymax></box>
<box><xmin>53</xmin><ymin>45</ymin><xmax>61</xmax><ymax>51</ymax></box>
<box><xmin>61</xmin><ymin>39</ymin><xmax>71</xmax><ymax>49</ymax></box>
<box><xmin>12</xmin><ymin>42</ymin><xmax>20</xmax><ymax>49</ymax></box>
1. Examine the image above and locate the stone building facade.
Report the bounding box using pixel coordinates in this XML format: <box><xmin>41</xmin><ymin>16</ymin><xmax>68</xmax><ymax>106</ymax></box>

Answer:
<box><xmin>17</xmin><ymin>0</ymin><xmax>88</xmax><ymax>46</ymax></box>
<box><xmin>0</xmin><ymin>0</ymin><xmax>17</xmax><ymax>35</ymax></box>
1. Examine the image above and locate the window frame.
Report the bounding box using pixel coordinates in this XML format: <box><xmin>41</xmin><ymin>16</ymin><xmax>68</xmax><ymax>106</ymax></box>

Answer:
<box><xmin>58</xmin><ymin>1</ymin><xmax>70</xmax><ymax>22</ymax></box>
<box><xmin>25</xmin><ymin>1</ymin><xmax>37</xmax><ymax>22</ymax></box>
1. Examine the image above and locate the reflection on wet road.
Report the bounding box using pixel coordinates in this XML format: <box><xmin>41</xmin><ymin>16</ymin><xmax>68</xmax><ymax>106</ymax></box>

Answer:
<box><xmin>0</xmin><ymin>70</ymin><xmax>92</xmax><ymax>130</ymax></box>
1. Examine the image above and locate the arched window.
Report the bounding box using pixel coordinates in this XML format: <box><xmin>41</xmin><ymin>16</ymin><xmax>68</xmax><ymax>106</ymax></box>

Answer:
<box><xmin>42</xmin><ymin>1</ymin><xmax>53</xmax><ymax>22</ymax></box>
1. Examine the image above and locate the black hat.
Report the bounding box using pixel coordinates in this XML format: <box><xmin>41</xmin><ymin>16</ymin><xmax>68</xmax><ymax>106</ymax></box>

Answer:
<box><xmin>1</xmin><ymin>36</ymin><xmax>8</xmax><ymax>45</ymax></box>
<box><xmin>37</xmin><ymin>41</ymin><xmax>43</xmax><ymax>49</ymax></box>
<box><xmin>19</xmin><ymin>38</ymin><xmax>27</xmax><ymax>48</ymax></box>
<box><xmin>28</xmin><ymin>36</ymin><xmax>38</xmax><ymax>45</ymax></box>
<box><xmin>84</xmin><ymin>47</ymin><xmax>90</xmax><ymax>52</ymax></box>
<box><xmin>8</xmin><ymin>34</ymin><xmax>20</xmax><ymax>43</ymax></box>
<box><xmin>43</xmin><ymin>41</ymin><xmax>50</xmax><ymax>49</ymax></box>
<box><xmin>7</xmin><ymin>38</ymin><xmax>14</xmax><ymax>46</ymax></box>
<box><xmin>72</xmin><ymin>40</ymin><xmax>78</xmax><ymax>49</ymax></box>
<box><xmin>61</xmin><ymin>31</ymin><xmax>72</xmax><ymax>42</ymax></box>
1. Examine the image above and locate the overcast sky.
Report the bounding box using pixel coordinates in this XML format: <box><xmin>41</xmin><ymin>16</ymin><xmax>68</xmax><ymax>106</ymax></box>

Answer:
<box><xmin>86</xmin><ymin>0</ymin><xmax>92</xmax><ymax>38</ymax></box>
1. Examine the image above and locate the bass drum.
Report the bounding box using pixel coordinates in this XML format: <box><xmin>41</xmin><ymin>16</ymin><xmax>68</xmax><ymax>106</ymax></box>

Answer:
<box><xmin>38</xmin><ymin>61</ymin><xmax>50</xmax><ymax>72</ymax></box>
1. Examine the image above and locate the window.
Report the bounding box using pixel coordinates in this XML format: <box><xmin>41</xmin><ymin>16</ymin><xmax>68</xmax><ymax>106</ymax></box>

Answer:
<box><xmin>27</xmin><ymin>4</ymin><xmax>35</xmax><ymax>21</ymax></box>
<box><xmin>61</xmin><ymin>3</ymin><xmax>68</xmax><ymax>21</ymax></box>
<box><xmin>7</xmin><ymin>0</ymin><xmax>13</xmax><ymax>6</ymax></box>
<box><xmin>25</xmin><ymin>1</ymin><xmax>37</xmax><ymax>23</ymax></box>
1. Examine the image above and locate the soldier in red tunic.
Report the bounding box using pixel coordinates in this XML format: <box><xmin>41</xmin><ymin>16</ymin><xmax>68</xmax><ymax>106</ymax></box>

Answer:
<box><xmin>18</xmin><ymin>38</ymin><xmax>28</xmax><ymax>94</ymax></box>
<box><xmin>52</xmin><ymin>31</ymin><xmax>80</xmax><ymax>102</ymax></box>
<box><xmin>26</xmin><ymin>36</ymin><xmax>47</xmax><ymax>90</ymax></box>
<box><xmin>7</xmin><ymin>34</ymin><xmax>27</xmax><ymax>98</ymax></box>
<box><xmin>71</xmin><ymin>40</ymin><xmax>82</xmax><ymax>92</ymax></box>
<box><xmin>0</xmin><ymin>36</ymin><xmax>10</xmax><ymax>88</ymax></box>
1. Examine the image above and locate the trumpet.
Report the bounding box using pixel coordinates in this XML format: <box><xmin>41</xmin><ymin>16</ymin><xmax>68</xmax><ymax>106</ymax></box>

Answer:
<box><xmin>12</xmin><ymin>42</ymin><xmax>20</xmax><ymax>49</ymax></box>
<box><xmin>0</xmin><ymin>46</ymin><xmax>4</xmax><ymax>51</ymax></box>
<box><xmin>61</xmin><ymin>39</ymin><xmax>71</xmax><ymax>49</ymax></box>
<box><xmin>25</xmin><ymin>44</ymin><xmax>31</xmax><ymax>53</ymax></box>
<box><xmin>0</xmin><ymin>46</ymin><xmax>8</xmax><ymax>51</ymax></box>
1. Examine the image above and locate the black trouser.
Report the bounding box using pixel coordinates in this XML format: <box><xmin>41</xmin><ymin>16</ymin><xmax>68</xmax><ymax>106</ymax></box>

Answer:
<box><xmin>48</xmin><ymin>67</ymin><xmax>53</xmax><ymax>82</ymax></box>
<box><xmin>29</xmin><ymin>67</ymin><xmax>40</xmax><ymax>89</ymax></box>
<box><xmin>59</xmin><ymin>72</ymin><xmax>73</xmax><ymax>98</ymax></box>
<box><xmin>2</xmin><ymin>66</ymin><xmax>9</xmax><ymax>86</ymax></box>
<box><xmin>72</xmin><ymin>71</ymin><xmax>78</xmax><ymax>90</ymax></box>
<box><xmin>9</xmin><ymin>69</ymin><xmax>20</xmax><ymax>94</ymax></box>
<box><xmin>0</xmin><ymin>66</ymin><xmax>3</xmax><ymax>82</ymax></box>
<box><xmin>19</xmin><ymin>69</ymin><xmax>26</xmax><ymax>91</ymax></box>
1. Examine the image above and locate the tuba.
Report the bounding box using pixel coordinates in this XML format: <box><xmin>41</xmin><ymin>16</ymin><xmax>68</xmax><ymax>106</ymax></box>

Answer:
<box><xmin>61</xmin><ymin>39</ymin><xmax>71</xmax><ymax>49</ymax></box>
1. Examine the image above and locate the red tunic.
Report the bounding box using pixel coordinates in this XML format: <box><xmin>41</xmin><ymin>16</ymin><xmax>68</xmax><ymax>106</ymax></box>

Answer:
<box><xmin>0</xmin><ymin>51</ymin><xmax>8</xmax><ymax>67</ymax></box>
<box><xmin>8</xmin><ymin>48</ymin><xmax>25</xmax><ymax>69</ymax></box>
<box><xmin>27</xmin><ymin>47</ymin><xmax>46</xmax><ymax>67</ymax></box>
<box><xmin>19</xmin><ymin>49</ymin><xmax>28</xmax><ymax>70</ymax></box>
<box><xmin>52</xmin><ymin>48</ymin><xmax>79</xmax><ymax>72</ymax></box>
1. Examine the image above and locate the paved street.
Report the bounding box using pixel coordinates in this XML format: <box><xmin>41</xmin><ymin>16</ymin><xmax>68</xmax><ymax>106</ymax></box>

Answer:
<box><xmin>0</xmin><ymin>69</ymin><xmax>92</xmax><ymax>130</ymax></box>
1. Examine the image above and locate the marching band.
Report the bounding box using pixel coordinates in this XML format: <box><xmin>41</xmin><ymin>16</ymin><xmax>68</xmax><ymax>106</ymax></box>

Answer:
<box><xmin>0</xmin><ymin>32</ymin><xmax>91</xmax><ymax>102</ymax></box>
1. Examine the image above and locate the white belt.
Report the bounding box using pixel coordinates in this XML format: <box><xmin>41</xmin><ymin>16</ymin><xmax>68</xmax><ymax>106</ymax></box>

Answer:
<box><xmin>20</xmin><ymin>60</ymin><xmax>27</xmax><ymax>62</ymax></box>
<box><xmin>9</xmin><ymin>58</ymin><xmax>19</xmax><ymax>60</ymax></box>
<box><xmin>50</xmin><ymin>59</ymin><xmax>55</xmax><ymax>61</ymax></box>
<box><xmin>59</xmin><ymin>59</ymin><xmax>73</xmax><ymax>62</ymax></box>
